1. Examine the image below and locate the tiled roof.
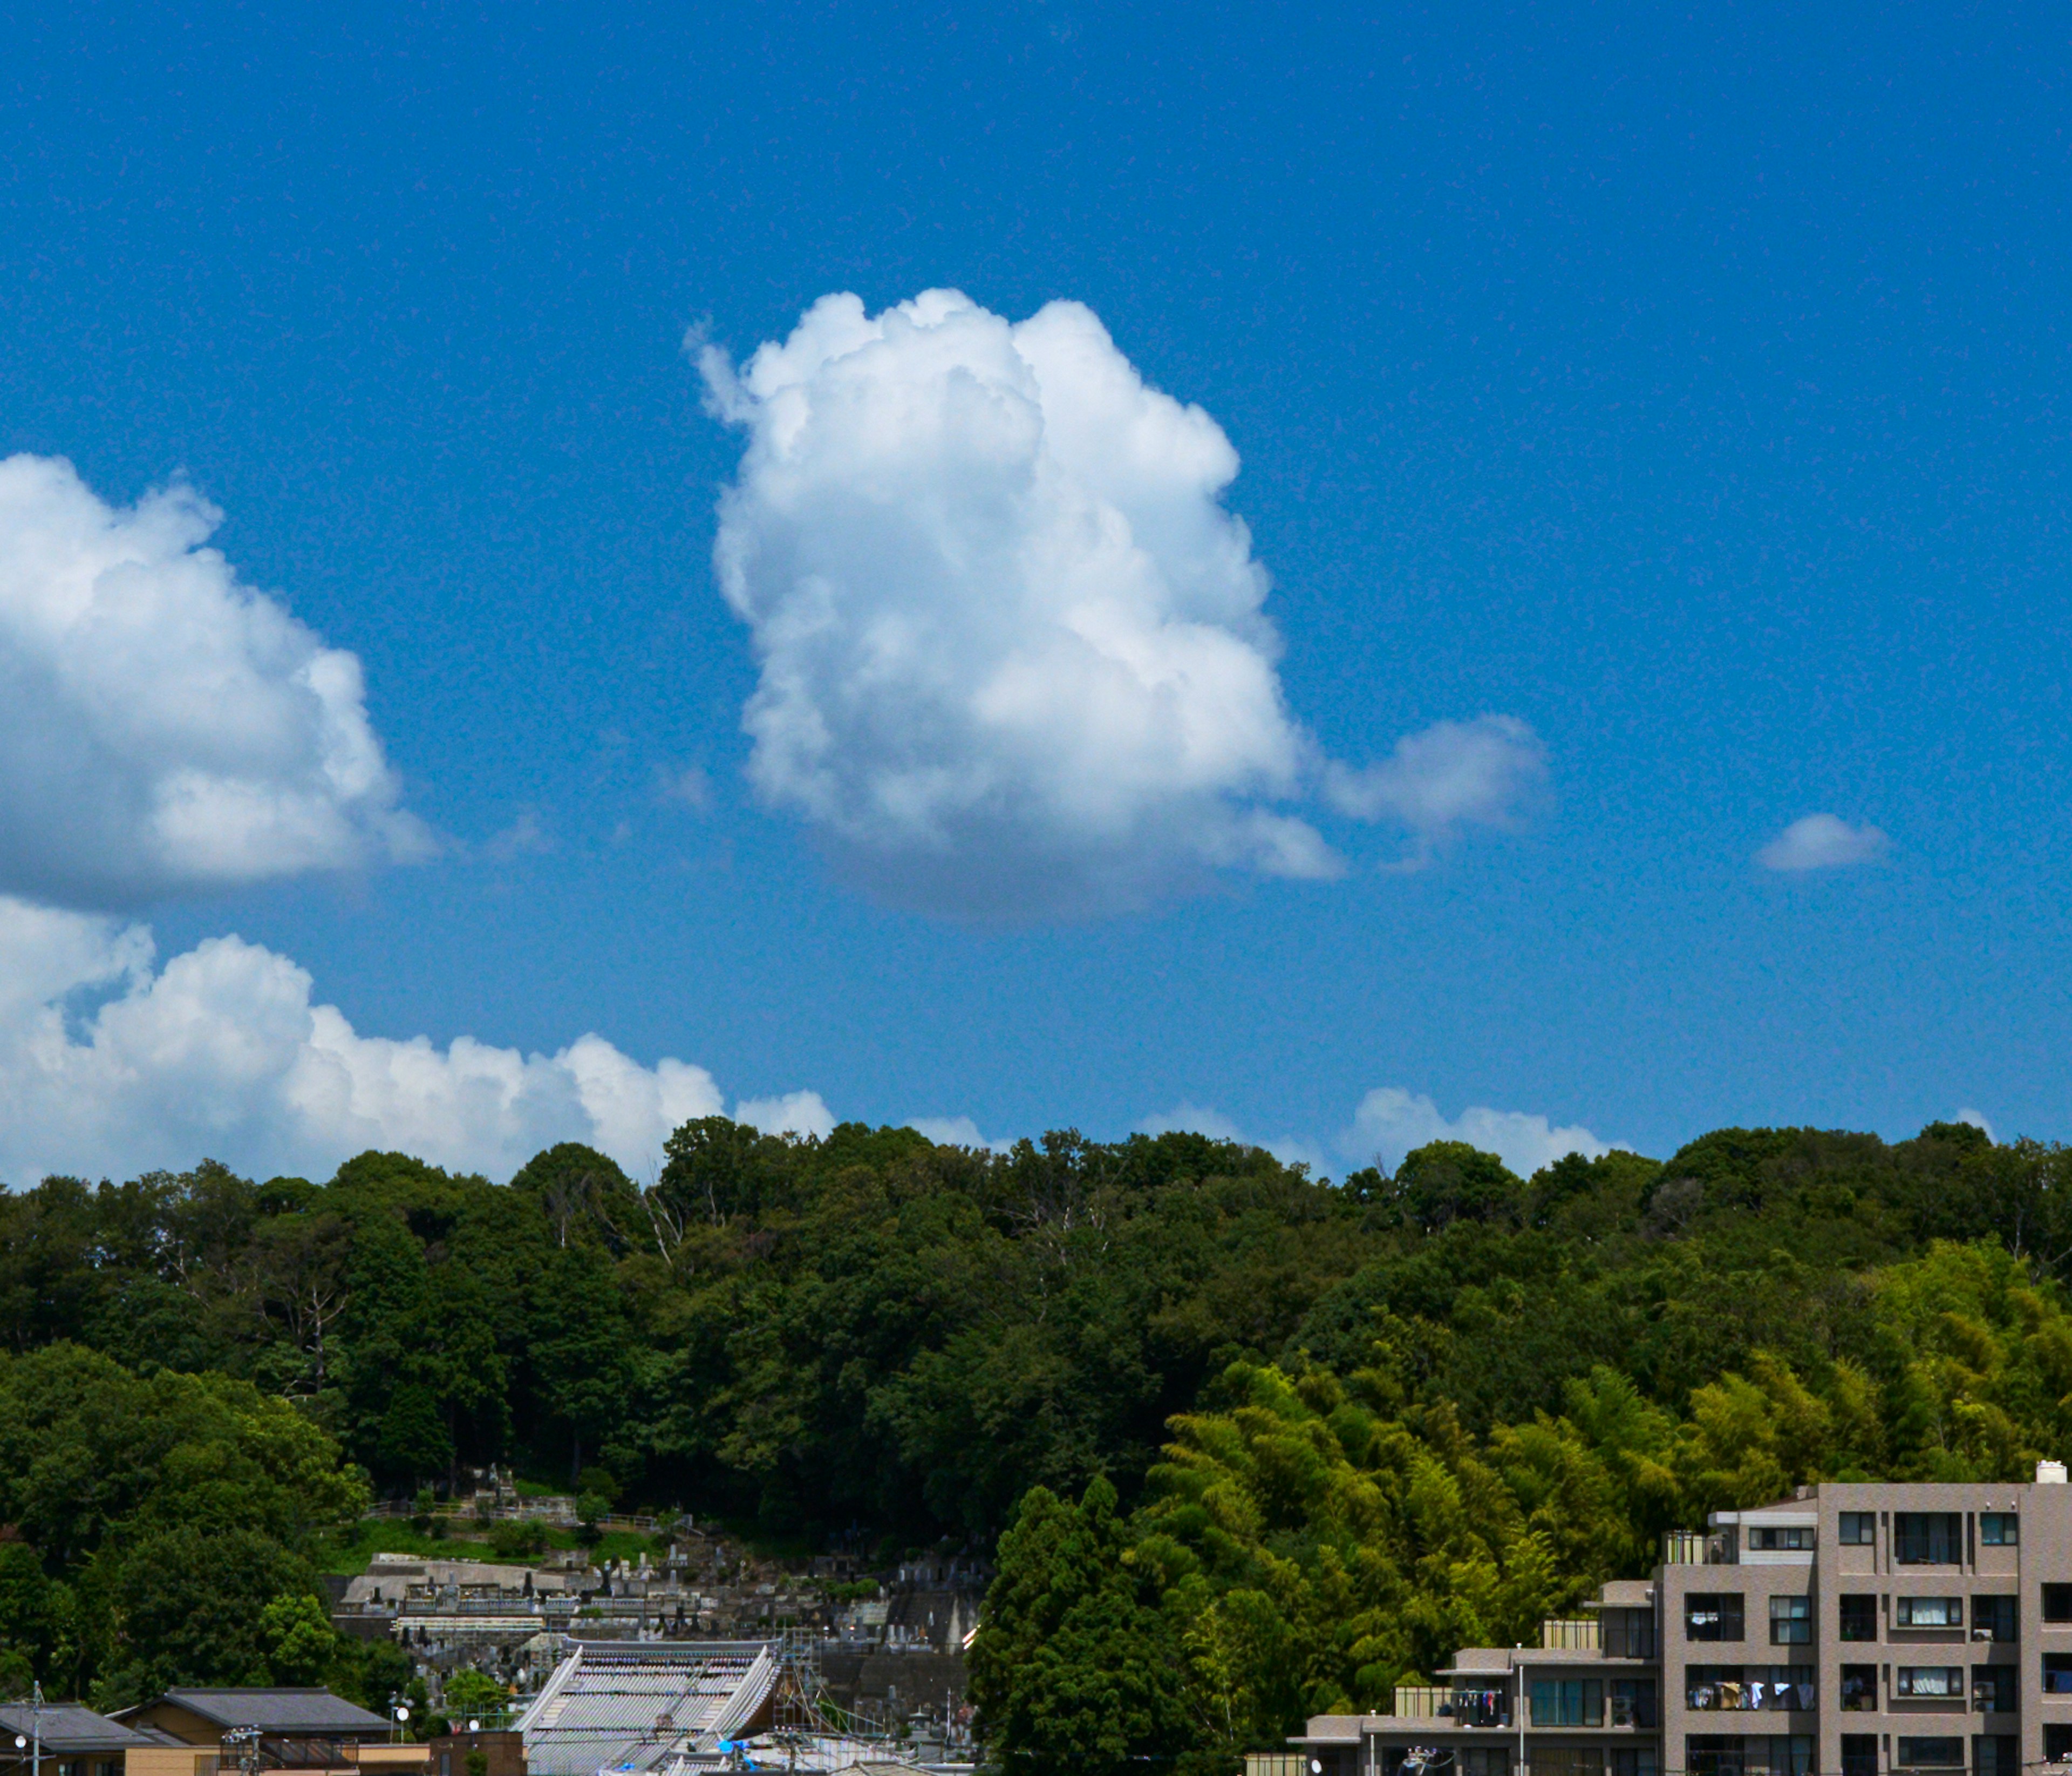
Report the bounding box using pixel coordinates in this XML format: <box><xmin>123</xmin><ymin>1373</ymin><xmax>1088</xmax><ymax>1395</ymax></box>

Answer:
<box><xmin>0</xmin><ymin>1705</ymin><xmax>148</xmax><ymax>1751</ymax></box>
<box><xmin>156</xmin><ymin>1691</ymin><xmax>391</xmax><ymax>1733</ymax></box>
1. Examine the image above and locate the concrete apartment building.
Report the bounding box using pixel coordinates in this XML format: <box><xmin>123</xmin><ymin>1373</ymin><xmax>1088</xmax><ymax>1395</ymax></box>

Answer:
<box><xmin>1271</xmin><ymin>1464</ymin><xmax>2072</xmax><ymax>1776</ymax></box>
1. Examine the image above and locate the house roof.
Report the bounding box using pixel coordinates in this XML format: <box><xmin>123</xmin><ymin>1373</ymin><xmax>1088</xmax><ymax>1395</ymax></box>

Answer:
<box><xmin>515</xmin><ymin>1641</ymin><xmax>779</xmax><ymax>1775</ymax></box>
<box><xmin>135</xmin><ymin>1691</ymin><xmax>391</xmax><ymax>1735</ymax></box>
<box><xmin>0</xmin><ymin>1705</ymin><xmax>149</xmax><ymax>1753</ymax></box>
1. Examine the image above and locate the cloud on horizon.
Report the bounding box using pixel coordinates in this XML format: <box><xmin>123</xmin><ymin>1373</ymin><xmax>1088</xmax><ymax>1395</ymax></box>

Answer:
<box><xmin>1757</xmin><ymin>813</ymin><xmax>1889</xmax><ymax>873</ymax></box>
<box><xmin>0</xmin><ymin>897</ymin><xmax>828</xmax><ymax>1186</ymax></box>
<box><xmin>0</xmin><ymin>455</ymin><xmax>423</xmax><ymax>909</ymax></box>
<box><xmin>1343</xmin><ymin>1085</ymin><xmax>1616</xmax><ymax>1179</ymax></box>
<box><xmin>701</xmin><ymin>290</ymin><xmax>1539</xmax><ymax>918</ymax></box>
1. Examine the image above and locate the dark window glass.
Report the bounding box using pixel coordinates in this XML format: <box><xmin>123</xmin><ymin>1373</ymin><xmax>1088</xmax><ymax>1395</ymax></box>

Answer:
<box><xmin>1896</xmin><ymin>1597</ymin><xmax>1962</xmax><ymax>1628</ymax></box>
<box><xmin>1974</xmin><ymin>1738</ymin><xmax>2019</xmax><ymax>1776</ymax></box>
<box><xmin>1973</xmin><ymin>1666</ymin><xmax>2017</xmax><ymax>1713</ymax></box>
<box><xmin>1895</xmin><ymin>1742</ymin><xmax>1962</xmax><ymax>1770</ymax></box>
<box><xmin>2043</xmin><ymin>1652</ymin><xmax>2072</xmax><ymax>1693</ymax></box>
<box><xmin>1604</xmin><ymin>1609</ymin><xmax>1657</xmax><ymax>1659</ymax></box>
<box><xmin>1687</xmin><ymin>1740</ymin><xmax>1743</xmax><ymax>1776</ymax></box>
<box><xmin>1530</xmin><ymin>1679</ymin><xmax>1603</xmax><ymax>1727</ymax></box>
<box><xmin>1607</xmin><ymin>1679</ymin><xmax>1657</xmax><ymax>1729</ymax></box>
<box><xmin>1688</xmin><ymin>1594</ymin><xmax>1746</xmax><ymax>1642</ymax></box>
<box><xmin>1840</xmin><ymin>1595</ymin><xmax>1878</xmax><ymax>1642</ymax></box>
<box><xmin>1975</xmin><ymin>1596</ymin><xmax>2018</xmax><ymax>1641</ymax></box>
<box><xmin>1839</xmin><ymin>1512</ymin><xmax>1877</xmax><ymax>1546</ymax></box>
<box><xmin>1840</xmin><ymin>1665</ymin><xmax>1878</xmax><ymax>1711</ymax></box>
<box><xmin>1841</xmin><ymin>1738</ymin><xmax>1878</xmax><ymax>1776</ymax></box>
<box><xmin>1747</xmin><ymin>1526</ymin><xmax>1816</xmax><ymax>1551</ymax></box>
<box><xmin>1607</xmin><ymin>1753</ymin><xmax>1657</xmax><ymax>1776</ymax></box>
<box><xmin>1893</xmin><ymin>1513</ymin><xmax>1961</xmax><ymax>1564</ymax></box>
<box><xmin>2046</xmin><ymin>1585</ymin><xmax>2072</xmax><ymax>1624</ymax></box>
<box><xmin>2046</xmin><ymin>1727</ymin><xmax>2072</xmax><ymax>1763</ymax></box>
<box><xmin>1980</xmin><ymin>1513</ymin><xmax>2019</xmax><ymax>1546</ymax></box>
<box><xmin>1769</xmin><ymin>1596</ymin><xmax>1810</xmax><ymax>1644</ymax></box>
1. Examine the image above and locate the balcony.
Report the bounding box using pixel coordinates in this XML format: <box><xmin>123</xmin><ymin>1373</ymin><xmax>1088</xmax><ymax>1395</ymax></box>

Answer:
<box><xmin>1391</xmin><ymin>1687</ymin><xmax>1510</xmax><ymax>1728</ymax></box>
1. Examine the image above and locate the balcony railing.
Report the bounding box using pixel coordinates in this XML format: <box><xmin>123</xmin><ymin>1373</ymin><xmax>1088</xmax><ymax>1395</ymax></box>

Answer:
<box><xmin>1391</xmin><ymin>1687</ymin><xmax>1511</xmax><ymax>1727</ymax></box>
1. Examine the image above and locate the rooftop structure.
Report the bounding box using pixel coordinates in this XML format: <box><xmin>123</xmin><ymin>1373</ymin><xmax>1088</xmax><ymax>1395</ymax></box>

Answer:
<box><xmin>514</xmin><ymin>1642</ymin><xmax>778</xmax><ymax>1776</ymax></box>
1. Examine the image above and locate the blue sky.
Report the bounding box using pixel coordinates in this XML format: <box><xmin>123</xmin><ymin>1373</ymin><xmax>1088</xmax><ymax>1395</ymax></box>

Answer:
<box><xmin>1</xmin><ymin>0</ymin><xmax>2067</xmax><ymax>1183</ymax></box>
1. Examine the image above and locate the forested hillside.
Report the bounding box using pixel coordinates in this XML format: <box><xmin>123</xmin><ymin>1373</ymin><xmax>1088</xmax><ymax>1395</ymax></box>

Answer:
<box><xmin>3</xmin><ymin>1116</ymin><xmax>2070</xmax><ymax>1761</ymax></box>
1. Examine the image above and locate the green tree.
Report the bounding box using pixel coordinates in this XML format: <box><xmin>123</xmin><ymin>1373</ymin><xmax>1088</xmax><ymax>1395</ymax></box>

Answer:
<box><xmin>970</xmin><ymin>1477</ymin><xmax>1189</xmax><ymax>1776</ymax></box>
<box><xmin>258</xmin><ymin>1591</ymin><xmax>337</xmax><ymax>1684</ymax></box>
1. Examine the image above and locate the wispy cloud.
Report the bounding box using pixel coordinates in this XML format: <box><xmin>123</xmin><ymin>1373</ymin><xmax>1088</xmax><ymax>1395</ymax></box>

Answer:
<box><xmin>1757</xmin><ymin>813</ymin><xmax>1889</xmax><ymax>873</ymax></box>
<box><xmin>1324</xmin><ymin>715</ymin><xmax>1548</xmax><ymax>867</ymax></box>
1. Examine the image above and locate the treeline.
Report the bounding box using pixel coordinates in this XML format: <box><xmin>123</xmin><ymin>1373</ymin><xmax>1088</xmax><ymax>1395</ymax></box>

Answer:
<box><xmin>5</xmin><ymin>1116</ymin><xmax>2072</xmax><ymax>1755</ymax></box>
<box><xmin>0</xmin><ymin>1124</ymin><xmax>1382</xmax><ymax>1538</ymax></box>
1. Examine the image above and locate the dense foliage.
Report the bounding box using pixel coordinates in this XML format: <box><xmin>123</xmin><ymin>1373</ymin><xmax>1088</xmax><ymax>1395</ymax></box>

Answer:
<box><xmin>0</xmin><ymin>1126</ymin><xmax>1382</xmax><ymax>1538</ymax></box>
<box><xmin>974</xmin><ymin>1125</ymin><xmax>2072</xmax><ymax>1774</ymax></box>
<box><xmin>0</xmin><ymin>1344</ymin><xmax>393</xmax><ymax>1707</ymax></box>
<box><xmin>8</xmin><ymin>1113</ymin><xmax>2072</xmax><ymax>1763</ymax></box>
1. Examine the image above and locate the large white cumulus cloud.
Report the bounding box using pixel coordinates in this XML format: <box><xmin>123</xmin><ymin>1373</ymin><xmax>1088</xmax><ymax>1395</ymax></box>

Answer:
<box><xmin>701</xmin><ymin>290</ymin><xmax>1338</xmax><ymax>917</ymax></box>
<box><xmin>0</xmin><ymin>897</ymin><xmax>823</xmax><ymax>1185</ymax></box>
<box><xmin>0</xmin><ymin>455</ymin><xmax>420</xmax><ymax>907</ymax></box>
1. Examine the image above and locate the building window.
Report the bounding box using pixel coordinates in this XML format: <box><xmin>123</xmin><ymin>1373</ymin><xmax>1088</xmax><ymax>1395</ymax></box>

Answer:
<box><xmin>1894</xmin><ymin>1743</ymin><xmax>1963</xmax><ymax>1771</ymax></box>
<box><xmin>1746</xmin><ymin>1526</ymin><xmax>1815</xmax><ymax>1552</ymax></box>
<box><xmin>1840</xmin><ymin>1665</ymin><xmax>1878</xmax><ymax>1712</ymax></box>
<box><xmin>1769</xmin><ymin>1597</ymin><xmax>1810</xmax><ymax>1644</ymax></box>
<box><xmin>1973</xmin><ymin>1666</ymin><xmax>2017</xmax><ymax>1713</ymax></box>
<box><xmin>1974</xmin><ymin>1739</ymin><xmax>2018</xmax><ymax>1776</ymax></box>
<box><xmin>1895</xmin><ymin>1668</ymin><xmax>1963</xmax><ymax>1699</ymax></box>
<box><xmin>2046</xmin><ymin>1726</ymin><xmax>2072</xmax><ymax>1763</ymax></box>
<box><xmin>1607</xmin><ymin>1752</ymin><xmax>1657</xmax><ymax>1776</ymax></box>
<box><xmin>1979</xmin><ymin>1513</ymin><xmax>2018</xmax><ymax>1546</ymax></box>
<box><xmin>1603</xmin><ymin>1609</ymin><xmax>1657</xmax><ymax>1659</ymax></box>
<box><xmin>1686</xmin><ymin>1739</ymin><xmax>1744</xmax><ymax>1776</ymax></box>
<box><xmin>1748</xmin><ymin>1739</ymin><xmax>1812</xmax><ymax>1776</ymax></box>
<box><xmin>1840</xmin><ymin>1737</ymin><xmax>1877</xmax><ymax>1776</ymax></box>
<box><xmin>1839</xmin><ymin>1512</ymin><xmax>1877</xmax><ymax>1546</ymax></box>
<box><xmin>2043</xmin><ymin>1652</ymin><xmax>2072</xmax><ymax>1694</ymax></box>
<box><xmin>1896</xmin><ymin>1597</ymin><xmax>1962</xmax><ymax>1628</ymax></box>
<box><xmin>1839</xmin><ymin>1595</ymin><xmax>1877</xmax><ymax>1642</ymax></box>
<box><xmin>1460</xmin><ymin>1753</ymin><xmax>1510</xmax><ymax>1776</ymax></box>
<box><xmin>1974</xmin><ymin>1596</ymin><xmax>2018</xmax><ymax>1641</ymax></box>
<box><xmin>1688</xmin><ymin>1594</ymin><xmax>1746</xmax><ymax>1642</ymax></box>
<box><xmin>1530</xmin><ymin>1679</ymin><xmax>1604</xmax><ymax>1727</ymax></box>
<box><xmin>1527</xmin><ymin>1751</ymin><xmax>1603</xmax><ymax>1776</ymax></box>
<box><xmin>2045</xmin><ymin>1585</ymin><xmax>2072</xmax><ymax>1624</ymax></box>
<box><xmin>1892</xmin><ymin>1513</ymin><xmax>1961</xmax><ymax>1564</ymax></box>
<box><xmin>1608</xmin><ymin>1679</ymin><xmax>1657</xmax><ymax>1729</ymax></box>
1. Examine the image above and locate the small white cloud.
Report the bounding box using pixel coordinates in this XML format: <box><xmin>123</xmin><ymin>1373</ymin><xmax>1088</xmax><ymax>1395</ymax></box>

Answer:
<box><xmin>0</xmin><ymin>895</ymin><xmax>832</xmax><ymax>1185</ymax></box>
<box><xmin>0</xmin><ymin>455</ymin><xmax>421</xmax><ymax>908</ymax></box>
<box><xmin>733</xmin><ymin>1088</ymin><xmax>836</xmax><ymax>1140</ymax></box>
<box><xmin>1344</xmin><ymin>1085</ymin><xmax>1615</xmax><ymax>1179</ymax></box>
<box><xmin>700</xmin><ymin>290</ymin><xmax>1338</xmax><ymax>918</ymax></box>
<box><xmin>485</xmin><ymin>808</ymin><xmax>553</xmax><ymax>861</ymax></box>
<box><xmin>1324</xmin><ymin>715</ymin><xmax>1548</xmax><ymax>864</ymax></box>
<box><xmin>905</xmin><ymin>1114</ymin><xmax>1013</xmax><ymax>1151</ymax></box>
<box><xmin>656</xmin><ymin>763</ymin><xmax>712</xmax><ymax>811</ymax></box>
<box><xmin>1757</xmin><ymin>813</ymin><xmax>1889</xmax><ymax>873</ymax></box>
<box><xmin>1958</xmin><ymin>1107</ymin><xmax>1996</xmax><ymax>1141</ymax></box>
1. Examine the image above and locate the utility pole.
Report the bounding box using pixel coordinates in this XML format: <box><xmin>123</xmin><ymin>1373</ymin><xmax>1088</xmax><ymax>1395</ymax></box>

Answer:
<box><xmin>30</xmin><ymin>1679</ymin><xmax>42</xmax><ymax>1776</ymax></box>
